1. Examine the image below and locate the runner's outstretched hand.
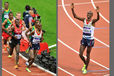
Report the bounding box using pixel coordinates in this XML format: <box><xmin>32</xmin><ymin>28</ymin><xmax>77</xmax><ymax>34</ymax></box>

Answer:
<box><xmin>71</xmin><ymin>3</ymin><xmax>74</xmax><ymax>9</ymax></box>
<box><xmin>96</xmin><ymin>6</ymin><xmax>99</xmax><ymax>12</ymax></box>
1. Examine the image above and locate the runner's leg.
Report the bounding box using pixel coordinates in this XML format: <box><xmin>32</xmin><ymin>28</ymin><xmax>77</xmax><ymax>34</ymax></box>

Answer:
<box><xmin>85</xmin><ymin>46</ymin><xmax>92</xmax><ymax>69</ymax></box>
<box><xmin>27</xmin><ymin>49</ymin><xmax>35</xmax><ymax>68</ymax></box>
<box><xmin>79</xmin><ymin>45</ymin><xmax>86</xmax><ymax>64</ymax></box>
<box><xmin>15</xmin><ymin>44</ymin><xmax>20</xmax><ymax>65</ymax></box>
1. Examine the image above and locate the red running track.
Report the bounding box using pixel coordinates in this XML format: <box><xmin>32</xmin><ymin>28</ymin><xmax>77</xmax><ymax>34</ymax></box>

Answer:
<box><xmin>2</xmin><ymin>50</ymin><xmax>53</xmax><ymax>76</ymax></box>
<box><xmin>58</xmin><ymin>0</ymin><xmax>109</xmax><ymax>76</ymax></box>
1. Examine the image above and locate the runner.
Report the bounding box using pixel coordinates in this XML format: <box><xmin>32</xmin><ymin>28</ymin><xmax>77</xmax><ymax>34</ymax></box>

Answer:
<box><xmin>8</xmin><ymin>12</ymin><xmax>26</xmax><ymax>59</ymax></box>
<box><xmin>24</xmin><ymin>10</ymin><xmax>34</xmax><ymax>29</ymax></box>
<box><xmin>25</xmin><ymin>20</ymin><xmax>43</xmax><ymax>72</ymax></box>
<box><xmin>2</xmin><ymin>12</ymin><xmax>14</xmax><ymax>53</ymax></box>
<box><xmin>2</xmin><ymin>2</ymin><xmax>11</xmax><ymax>22</ymax></box>
<box><xmin>71</xmin><ymin>3</ymin><xmax>100</xmax><ymax>74</ymax></box>
<box><xmin>8</xmin><ymin>19</ymin><xmax>24</xmax><ymax>69</ymax></box>
<box><xmin>15</xmin><ymin>12</ymin><xmax>26</xmax><ymax>31</ymax></box>
<box><xmin>23</xmin><ymin>5</ymin><xmax>30</xmax><ymax>19</ymax></box>
<box><xmin>13</xmin><ymin>12</ymin><xmax>27</xmax><ymax>63</ymax></box>
<box><xmin>25</xmin><ymin>19</ymin><xmax>40</xmax><ymax>53</ymax></box>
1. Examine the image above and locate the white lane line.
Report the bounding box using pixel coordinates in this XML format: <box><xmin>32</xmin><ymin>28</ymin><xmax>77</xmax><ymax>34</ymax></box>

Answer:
<box><xmin>58</xmin><ymin>67</ymin><xmax>74</xmax><ymax>76</ymax></box>
<box><xmin>58</xmin><ymin>0</ymin><xmax>109</xmax><ymax>7</ymax></box>
<box><xmin>2</xmin><ymin>68</ymin><xmax>16</xmax><ymax>76</ymax></box>
<box><xmin>49</xmin><ymin>44</ymin><xmax>56</xmax><ymax>49</ymax></box>
<box><xmin>58</xmin><ymin>39</ymin><xmax>109</xmax><ymax>70</ymax></box>
<box><xmin>61</xmin><ymin>0</ymin><xmax>109</xmax><ymax>47</ymax></box>
<box><xmin>91</xmin><ymin>0</ymin><xmax>110</xmax><ymax>23</ymax></box>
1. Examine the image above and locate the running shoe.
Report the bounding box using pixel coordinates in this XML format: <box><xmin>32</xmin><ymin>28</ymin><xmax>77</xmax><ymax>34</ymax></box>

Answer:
<box><xmin>82</xmin><ymin>64</ymin><xmax>86</xmax><ymax>71</ymax></box>
<box><xmin>14</xmin><ymin>65</ymin><xmax>19</xmax><ymax>69</ymax></box>
<box><xmin>82</xmin><ymin>69</ymin><xmax>87</xmax><ymax>74</ymax></box>
<box><xmin>8</xmin><ymin>55</ymin><xmax>12</xmax><ymax>58</ymax></box>
<box><xmin>26</xmin><ymin>68</ymin><xmax>31</xmax><ymax>72</ymax></box>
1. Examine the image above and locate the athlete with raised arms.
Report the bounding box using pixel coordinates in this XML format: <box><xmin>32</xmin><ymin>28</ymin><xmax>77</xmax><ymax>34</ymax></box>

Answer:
<box><xmin>71</xmin><ymin>3</ymin><xmax>100</xmax><ymax>74</ymax></box>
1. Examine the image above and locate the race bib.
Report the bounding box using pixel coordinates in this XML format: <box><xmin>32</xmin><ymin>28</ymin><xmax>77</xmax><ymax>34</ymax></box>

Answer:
<box><xmin>4</xmin><ymin>14</ymin><xmax>9</xmax><ymax>19</ymax></box>
<box><xmin>83</xmin><ymin>29</ymin><xmax>91</xmax><ymax>33</ymax></box>
<box><xmin>15</xmin><ymin>34</ymin><xmax>21</xmax><ymax>39</ymax></box>
<box><xmin>32</xmin><ymin>37</ymin><xmax>40</xmax><ymax>44</ymax></box>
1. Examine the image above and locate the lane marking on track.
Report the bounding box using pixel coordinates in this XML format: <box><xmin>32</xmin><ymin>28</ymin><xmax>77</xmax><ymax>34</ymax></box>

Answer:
<box><xmin>88</xmin><ymin>69</ymin><xmax>108</xmax><ymax>72</ymax></box>
<box><xmin>2</xmin><ymin>68</ymin><xmax>16</xmax><ymax>76</ymax></box>
<box><xmin>58</xmin><ymin>67</ymin><xmax>74</xmax><ymax>76</ymax></box>
<box><xmin>58</xmin><ymin>0</ymin><xmax>109</xmax><ymax>7</ymax></box>
<box><xmin>61</xmin><ymin>0</ymin><xmax>109</xmax><ymax>47</ymax></box>
<box><xmin>58</xmin><ymin>39</ymin><xmax>109</xmax><ymax>70</ymax></box>
<box><xmin>95</xmin><ymin>27</ymin><xmax>108</xmax><ymax>30</ymax></box>
<box><xmin>91</xmin><ymin>0</ymin><xmax>110</xmax><ymax>23</ymax></box>
<box><xmin>93</xmin><ymin>46</ymin><xmax>107</xmax><ymax>48</ymax></box>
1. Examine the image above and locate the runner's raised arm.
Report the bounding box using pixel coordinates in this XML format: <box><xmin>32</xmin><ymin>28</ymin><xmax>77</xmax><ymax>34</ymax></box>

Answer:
<box><xmin>71</xmin><ymin>3</ymin><xmax>85</xmax><ymax>22</ymax></box>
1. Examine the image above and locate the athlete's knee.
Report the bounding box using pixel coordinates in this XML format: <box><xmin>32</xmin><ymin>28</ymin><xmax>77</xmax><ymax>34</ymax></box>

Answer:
<box><xmin>31</xmin><ymin>55</ymin><xmax>35</xmax><ymax>60</ymax></box>
<box><xmin>86</xmin><ymin>50</ymin><xmax>91</xmax><ymax>57</ymax></box>
<box><xmin>79</xmin><ymin>46</ymin><xmax>82</xmax><ymax>51</ymax></box>
<box><xmin>79</xmin><ymin>53</ymin><xmax>83</xmax><ymax>58</ymax></box>
<box><xmin>9</xmin><ymin>48</ymin><xmax>13</xmax><ymax>55</ymax></box>
<box><xmin>79</xmin><ymin>45</ymin><xmax>85</xmax><ymax>53</ymax></box>
<box><xmin>4</xmin><ymin>40</ymin><xmax>7</xmax><ymax>44</ymax></box>
<box><xmin>86</xmin><ymin>53</ymin><xmax>90</xmax><ymax>58</ymax></box>
<box><xmin>16</xmin><ymin>50</ymin><xmax>19</xmax><ymax>56</ymax></box>
<box><xmin>79</xmin><ymin>49</ymin><xmax>83</xmax><ymax>56</ymax></box>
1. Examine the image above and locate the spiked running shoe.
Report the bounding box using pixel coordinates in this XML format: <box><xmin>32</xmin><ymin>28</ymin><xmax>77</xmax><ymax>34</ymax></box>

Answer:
<box><xmin>82</xmin><ymin>64</ymin><xmax>86</xmax><ymax>71</ymax></box>
<box><xmin>82</xmin><ymin>69</ymin><xmax>87</xmax><ymax>74</ymax></box>
<box><xmin>26</xmin><ymin>68</ymin><xmax>31</xmax><ymax>72</ymax></box>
